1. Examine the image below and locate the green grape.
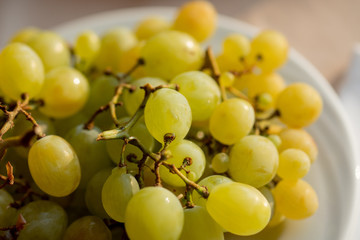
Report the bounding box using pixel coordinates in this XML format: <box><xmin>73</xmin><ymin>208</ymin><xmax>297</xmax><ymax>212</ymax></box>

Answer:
<box><xmin>65</xmin><ymin>124</ymin><xmax>113</xmax><ymax>189</ymax></box>
<box><xmin>141</xmin><ymin>30</ymin><xmax>203</xmax><ymax>80</ymax></box>
<box><xmin>63</xmin><ymin>216</ymin><xmax>111</xmax><ymax>240</ymax></box>
<box><xmin>206</xmin><ymin>182</ymin><xmax>271</xmax><ymax>236</ymax></box>
<box><xmin>28</xmin><ymin>135</ymin><xmax>81</xmax><ymax>197</ymax></box>
<box><xmin>125</xmin><ymin>187</ymin><xmax>184</xmax><ymax>240</ymax></box>
<box><xmin>256</xmin><ymin>93</ymin><xmax>273</xmax><ymax>110</ymax></box>
<box><xmin>102</xmin><ymin>167</ymin><xmax>139</xmax><ymax>222</ymax></box>
<box><xmin>219</xmin><ymin>71</ymin><xmax>235</xmax><ymax>87</ymax></box>
<box><xmin>159</xmin><ymin>139</ymin><xmax>206</xmax><ymax>187</ymax></box>
<box><xmin>85</xmin><ymin>168</ymin><xmax>112</xmax><ymax>218</ymax></box>
<box><xmin>171</xmin><ymin>71</ymin><xmax>221</xmax><ymax>121</ymax></box>
<box><xmin>277</xmin><ymin>148</ymin><xmax>311</xmax><ymax>180</ymax></box>
<box><xmin>118</xmin><ymin>41</ymin><xmax>146</xmax><ymax>78</ymax></box>
<box><xmin>18</xmin><ymin>200</ymin><xmax>67</xmax><ymax>240</ymax></box>
<box><xmin>246</xmin><ymin>30</ymin><xmax>289</xmax><ymax>74</ymax></box>
<box><xmin>39</xmin><ymin>66</ymin><xmax>89</xmax><ymax>119</ymax></box>
<box><xmin>267</xmin><ymin>134</ymin><xmax>282</xmax><ymax>148</ymax></box>
<box><xmin>0</xmin><ymin>43</ymin><xmax>44</xmax><ymax>100</ymax></box>
<box><xmin>0</xmin><ymin>189</ymin><xmax>17</xmax><ymax>227</ymax></box>
<box><xmin>211</xmin><ymin>152</ymin><xmax>230</xmax><ymax>174</ymax></box>
<box><xmin>279</xmin><ymin>128</ymin><xmax>318</xmax><ymax>163</ymax></box>
<box><xmin>276</xmin><ymin>82</ymin><xmax>323</xmax><ymax>128</ymax></box>
<box><xmin>144</xmin><ymin>88</ymin><xmax>192</xmax><ymax>143</ymax></box>
<box><xmin>106</xmin><ymin>117</ymin><xmax>155</xmax><ymax>171</ymax></box>
<box><xmin>10</xmin><ymin>27</ymin><xmax>40</xmax><ymax>44</ymax></box>
<box><xmin>173</xmin><ymin>1</ymin><xmax>217</xmax><ymax>42</ymax></box>
<box><xmin>229</xmin><ymin>135</ymin><xmax>279</xmax><ymax>188</ymax></box>
<box><xmin>123</xmin><ymin>77</ymin><xmax>167</xmax><ymax>116</ymax></box>
<box><xmin>95</xmin><ymin>28</ymin><xmax>137</xmax><ymax>72</ymax></box>
<box><xmin>74</xmin><ymin>30</ymin><xmax>100</xmax><ymax>65</ymax></box>
<box><xmin>53</xmin><ymin>112</ymin><xmax>87</xmax><ymax>137</ymax></box>
<box><xmin>27</xmin><ymin>31</ymin><xmax>70</xmax><ymax>72</ymax></box>
<box><xmin>273</xmin><ymin>179</ymin><xmax>318</xmax><ymax>219</ymax></box>
<box><xmin>258</xmin><ymin>186</ymin><xmax>275</xmax><ymax>218</ymax></box>
<box><xmin>222</xmin><ymin>33</ymin><xmax>250</xmax><ymax>59</ymax></box>
<box><xmin>209</xmin><ymin>98</ymin><xmax>254</xmax><ymax>145</ymax></box>
<box><xmin>179</xmin><ymin>206</ymin><xmax>224</xmax><ymax>240</ymax></box>
<box><xmin>193</xmin><ymin>175</ymin><xmax>232</xmax><ymax>207</ymax></box>
<box><xmin>135</xmin><ymin>16</ymin><xmax>170</xmax><ymax>40</ymax></box>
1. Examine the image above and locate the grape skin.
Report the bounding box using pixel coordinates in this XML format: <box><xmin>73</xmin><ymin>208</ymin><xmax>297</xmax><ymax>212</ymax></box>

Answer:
<box><xmin>277</xmin><ymin>148</ymin><xmax>311</xmax><ymax>180</ymax></box>
<box><xmin>63</xmin><ymin>216</ymin><xmax>111</xmax><ymax>240</ymax></box>
<box><xmin>135</xmin><ymin>16</ymin><xmax>170</xmax><ymax>40</ymax></box>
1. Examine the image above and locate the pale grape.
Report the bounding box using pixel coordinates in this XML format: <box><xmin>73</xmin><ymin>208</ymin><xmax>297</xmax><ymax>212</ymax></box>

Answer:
<box><xmin>209</xmin><ymin>98</ymin><xmax>254</xmax><ymax>145</ymax></box>
<box><xmin>246</xmin><ymin>30</ymin><xmax>289</xmax><ymax>74</ymax></box>
<box><xmin>193</xmin><ymin>175</ymin><xmax>232</xmax><ymax>207</ymax></box>
<box><xmin>18</xmin><ymin>200</ymin><xmax>67</xmax><ymax>240</ymax></box>
<box><xmin>63</xmin><ymin>216</ymin><xmax>111</xmax><ymax>240</ymax></box>
<box><xmin>123</xmin><ymin>77</ymin><xmax>167</xmax><ymax>116</ymax></box>
<box><xmin>267</xmin><ymin>134</ymin><xmax>282</xmax><ymax>148</ymax></box>
<box><xmin>28</xmin><ymin>135</ymin><xmax>81</xmax><ymax>197</ymax></box>
<box><xmin>39</xmin><ymin>66</ymin><xmax>89</xmax><ymax>118</ymax></box>
<box><xmin>0</xmin><ymin>189</ymin><xmax>17</xmax><ymax>227</ymax></box>
<box><xmin>173</xmin><ymin>1</ymin><xmax>217</xmax><ymax>42</ymax></box>
<box><xmin>135</xmin><ymin>16</ymin><xmax>170</xmax><ymax>40</ymax></box>
<box><xmin>118</xmin><ymin>41</ymin><xmax>146</xmax><ymax>78</ymax></box>
<box><xmin>0</xmin><ymin>43</ymin><xmax>44</xmax><ymax>100</ymax></box>
<box><xmin>27</xmin><ymin>31</ymin><xmax>70</xmax><ymax>72</ymax></box>
<box><xmin>223</xmin><ymin>33</ymin><xmax>250</xmax><ymax>59</ymax></box>
<box><xmin>279</xmin><ymin>128</ymin><xmax>318</xmax><ymax>163</ymax></box>
<box><xmin>206</xmin><ymin>182</ymin><xmax>271</xmax><ymax>236</ymax></box>
<box><xmin>125</xmin><ymin>187</ymin><xmax>184</xmax><ymax>240</ymax></box>
<box><xmin>171</xmin><ymin>71</ymin><xmax>221</xmax><ymax>121</ymax></box>
<box><xmin>74</xmin><ymin>30</ymin><xmax>100</xmax><ymax>68</ymax></box>
<box><xmin>276</xmin><ymin>82</ymin><xmax>323</xmax><ymax>128</ymax></box>
<box><xmin>144</xmin><ymin>88</ymin><xmax>192</xmax><ymax>143</ymax></box>
<box><xmin>10</xmin><ymin>27</ymin><xmax>40</xmax><ymax>43</ymax></box>
<box><xmin>179</xmin><ymin>206</ymin><xmax>224</xmax><ymax>240</ymax></box>
<box><xmin>219</xmin><ymin>71</ymin><xmax>235</xmax><ymax>87</ymax></box>
<box><xmin>65</xmin><ymin>125</ymin><xmax>113</xmax><ymax>188</ymax></box>
<box><xmin>159</xmin><ymin>139</ymin><xmax>206</xmax><ymax>187</ymax></box>
<box><xmin>141</xmin><ymin>30</ymin><xmax>203</xmax><ymax>80</ymax></box>
<box><xmin>277</xmin><ymin>149</ymin><xmax>311</xmax><ymax>180</ymax></box>
<box><xmin>229</xmin><ymin>135</ymin><xmax>279</xmax><ymax>188</ymax></box>
<box><xmin>211</xmin><ymin>152</ymin><xmax>230</xmax><ymax>174</ymax></box>
<box><xmin>102</xmin><ymin>167</ymin><xmax>139</xmax><ymax>222</ymax></box>
<box><xmin>273</xmin><ymin>179</ymin><xmax>318</xmax><ymax>219</ymax></box>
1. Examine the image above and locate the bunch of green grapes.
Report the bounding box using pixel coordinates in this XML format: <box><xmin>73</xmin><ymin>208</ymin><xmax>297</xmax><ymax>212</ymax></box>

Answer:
<box><xmin>0</xmin><ymin>1</ymin><xmax>324</xmax><ymax>239</ymax></box>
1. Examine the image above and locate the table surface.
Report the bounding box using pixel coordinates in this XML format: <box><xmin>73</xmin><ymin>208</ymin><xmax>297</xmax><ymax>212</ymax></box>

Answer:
<box><xmin>1</xmin><ymin>0</ymin><xmax>359</xmax><ymax>88</ymax></box>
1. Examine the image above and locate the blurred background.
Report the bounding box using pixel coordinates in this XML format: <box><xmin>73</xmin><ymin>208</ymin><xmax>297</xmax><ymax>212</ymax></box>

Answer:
<box><xmin>0</xmin><ymin>0</ymin><xmax>359</xmax><ymax>88</ymax></box>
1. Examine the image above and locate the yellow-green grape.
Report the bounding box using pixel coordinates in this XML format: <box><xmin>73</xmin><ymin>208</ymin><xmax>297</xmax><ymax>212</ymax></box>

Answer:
<box><xmin>276</xmin><ymin>83</ymin><xmax>323</xmax><ymax>128</ymax></box>
<box><xmin>171</xmin><ymin>71</ymin><xmax>221</xmax><ymax>121</ymax></box>
<box><xmin>63</xmin><ymin>216</ymin><xmax>111</xmax><ymax>240</ymax></box>
<box><xmin>95</xmin><ymin>28</ymin><xmax>137</xmax><ymax>72</ymax></box>
<box><xmin>0</xmin><ymin>43</ymin><xmax>44</xmax><ymax>100</ymax></box>
<box><xmin>0</xmin><ymin>189</ymin><xmax>17</xmax><ymax>227</ymax></box>
<box><xmin>209</xmin><ymin>98</ymin><xmax>255</xmax><ymax>145</ymax></box>
<box><xmin>65</xmin><ymin>125</ymin><xmax>113</xmax><ymax>189</ymax></box>
<box><xmin>159</xmin><ymin>139</ymin><xmax>206</xmax><ymax>187</ymax></box>
<box><xmin>219</xmin><ymin>72</ymin><xmax>235</xmax><ymax>87</ymax></box>
<box><xmin>206</xmin><ymin>182</ymin><xmax>271</xmax><ymax>236</ymax></box>
<box><xmin>106</xmin><ymin>117</ymin><xmax>155</xmax><ymax>171</ymax></box>
<box><xmin>246</xmin><ymin>30</ymin><xmax>289</xmax><ymax>74</ymax></box>
<box><xmin>193</xmin><ymin>175</ymin><xmax>232</xmax><ymax>207</ymax></box>
<box><xmin>141</xmin><ymin>30</ymin><xmax>203</xmax><ymax>80</ymax></box>
<box><xmin>10</xmin><ymin>27</ymin><xmax>40</xmax><ymax>43</ymax></box>
<box><xmin>85</xmin><ymin>168</ymin><xmax>112</xmax><ymax>218</ymax></box>
<box><xmin>123</xmin><ymin>77</ymin><xmax>167</xmax><ymax>116</ymax></box>
<box><xmin>102</xmin><ymin>167</ymin><xmax>140</xmax><ymax>222</ymax></box>
<box><xmin>74</xmin><ymin>30</ymin><xmax>100</xmax><ymax>67</ymax></box>
<box><xmin>179</xmin><ymin>206</ymin><xmax>224</xmax><ymax>240</ymax></box>
<box><xmin>229</xmin><ymin>135</ymin><xmax>279</xmax><ymax>188</ymax></box>
<box><xmin>144</xmin><ymin>88</ymin><xmax>192</xmax><ymax>143</ymax></box>
<box><xmin>267</xmin><ymin>134</ymin><xmax>282</xmax><ymax>148</ymax></box>
<box><xmin>277</xmin><ymin>149</ymin><xmax>311</xmax><ymax>180</ymax></box>
<box><xmin>125</xmin><ymin>187</ymin><xmax>184</xmax><ymax>240</ymax></box>
<box><xmin>135</xmin><ymin>16</ymin><xmax>170</xmax><ymax>40</ymax></box>
<box><xmin>256</xmin><ymin>93</ymin><xmax>273</xmax><ymax>110</ymax></box>
<box><xmin>28</xmin><ymin>135</ymin><xmax>81</xmax><ymax>197</ymax></box>
<box><xmin>27</xmin><ymin>31</ymin><xmax>70</xmax><ymax>72</ymax></box>
<box><xmin>18</xmin><ymin>200</ymin><xmax>68</xmax><ymax>240</ymax></box>
<box><xmin>173</xmin><ymin>1</ymin><xmax>217</xmax><ymax>42</ymax></box>
<box><xmin>279</xmin><ymin>128</ymin><xmax>318</xmax><ymax>163</ymax></box>
<box><xmin>118</xmin><ymin>41</ymin><xmax>146</xmax><ymax>78</ymax></box>
<box><xmin>273</xmin><ymin>179</ymin><xmax>318</xmax><ymax>219</ymax></box>
<box><xmin>39</xmin><ymin>66</ymin><xmax>89</xmax><ymax>118</ymax></box>
<box><xmin>211</xmin><ymin>152</ymin><xmax>230</xmax><ymax>174</ymax></box>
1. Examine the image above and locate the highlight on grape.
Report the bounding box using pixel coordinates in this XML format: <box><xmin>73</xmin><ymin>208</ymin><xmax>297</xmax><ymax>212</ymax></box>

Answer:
<box><xmin>0</xmin><ymin>1</ymin><xmax>322</xmax><ymax>239</ymax></box>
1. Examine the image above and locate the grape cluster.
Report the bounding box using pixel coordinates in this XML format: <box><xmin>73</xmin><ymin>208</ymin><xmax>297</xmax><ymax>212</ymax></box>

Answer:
<box><xmin>0</xmin><ymin>1</ymin><xmax>322</xmax><ymax>239</ymax></box>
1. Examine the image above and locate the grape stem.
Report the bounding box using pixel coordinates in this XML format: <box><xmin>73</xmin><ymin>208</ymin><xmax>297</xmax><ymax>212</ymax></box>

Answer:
<box><xmin>83</xmin><ymin>102</ymin><xmax>123</xmax><ymax>130</ymax></box>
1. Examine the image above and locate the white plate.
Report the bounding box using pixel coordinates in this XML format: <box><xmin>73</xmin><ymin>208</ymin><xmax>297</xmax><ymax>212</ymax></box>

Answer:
<box><xmin>52</xmin><ymin>7</ymin><xmax>360</xmax><ymax>240</ymax></box>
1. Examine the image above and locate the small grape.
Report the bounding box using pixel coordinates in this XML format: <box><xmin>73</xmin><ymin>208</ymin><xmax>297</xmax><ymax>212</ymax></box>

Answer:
<box><xmin>277</xmin><ymin>148</ymin><xmax>311</xmax><ymax>180</ymax></box>
<box><xmin>223</xmin><ymin>33</ymin><xmax>250</xmax><ymax>59</ymax></box>
<box><xmin>211</xmin><ymin>152</ymin><xmax>230</xmax><ymax>174</ymax></box>
<box><xmin>219</xmin><ymin>72</ymin><xmax>235</xmax><ymax>87</ymax></box>
<box><xmin>267</xmin><ymin>134</ymin><xmax>282</xmax><ymax>148</ymax></box>
<box><xmin>63</xmin><ymin>216</ymin><xmax>111</xmax><ymax>240</ymax></box>
<box><xmin>74</xmin><ymin>30</ymin><xmax>100</xmax><ymax>67</ymax></box>
<box><xmin>135</xmin><ymin>16</ymin><xmax>170</xmax><ymax>40</ymax></box>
